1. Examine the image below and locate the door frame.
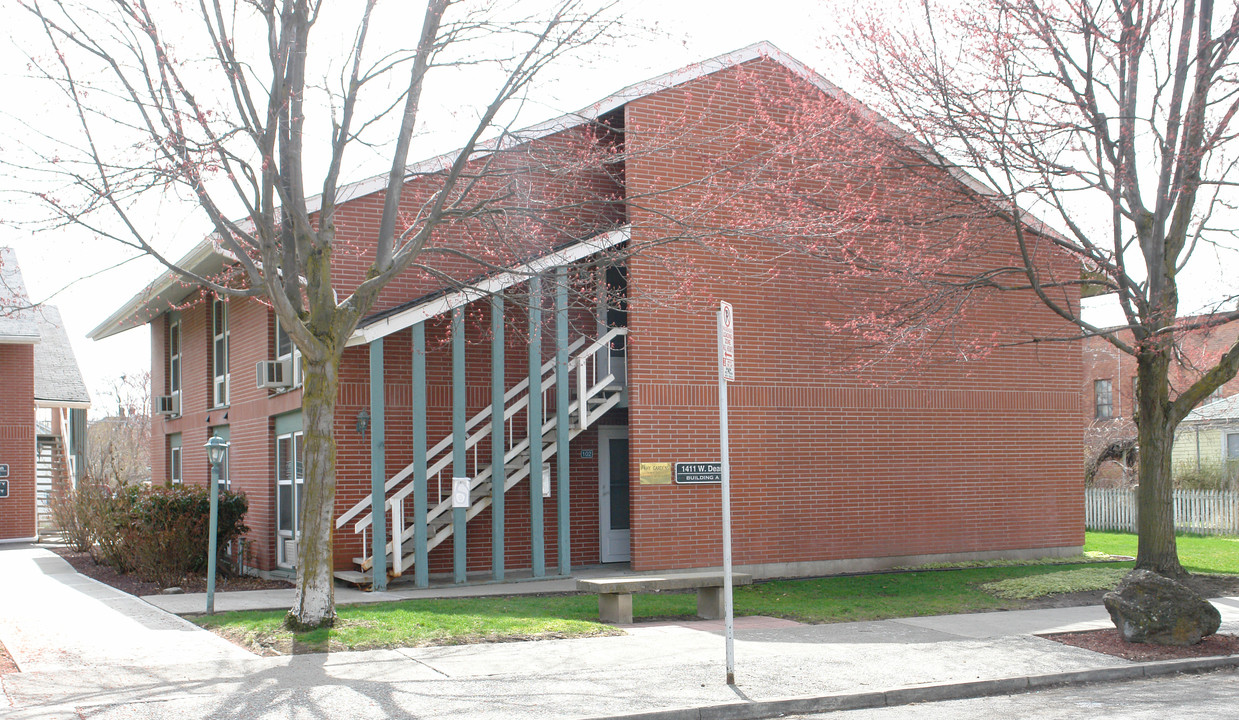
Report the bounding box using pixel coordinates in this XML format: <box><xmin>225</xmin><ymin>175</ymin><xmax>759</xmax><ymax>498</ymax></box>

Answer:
<box><xmin>597</xmin><ymin>425</ymin><xmax>630</xmax><ymax>563</ymax></box>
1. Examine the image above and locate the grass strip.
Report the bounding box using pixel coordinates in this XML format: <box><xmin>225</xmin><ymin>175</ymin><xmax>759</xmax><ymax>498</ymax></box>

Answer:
<box><xmin>1083</xmin><ymin>532</ymin><xmax>1239</xmax><ymax>575</ymax></box>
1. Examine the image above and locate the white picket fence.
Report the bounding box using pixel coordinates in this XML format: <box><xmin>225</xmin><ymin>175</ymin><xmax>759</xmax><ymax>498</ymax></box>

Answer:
<box><xmin>1085</xmin><ymin>488</ymin><xmax>1239</xmax><ymax>536</ymax></box>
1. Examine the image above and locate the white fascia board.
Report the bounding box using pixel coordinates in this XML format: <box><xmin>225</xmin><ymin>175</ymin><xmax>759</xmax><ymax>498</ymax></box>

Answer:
<box><xmin>0</xmin><ymin>334</ymin><xmax>40</xmax><ymax>344</ymax></box>
<box><xmin>88</xmin><ymin>240</ymin><xmax>229</xmax><ymax>340</ymax></box>
<box><xmin>347</xmin><ymin>226</ymin><xmax>629</xmax><ymax>347</ymax></box>
<box><xmin>34</xmin><ymin>399</ymin><xmax>92</xmax><ymax>410</ymax></box>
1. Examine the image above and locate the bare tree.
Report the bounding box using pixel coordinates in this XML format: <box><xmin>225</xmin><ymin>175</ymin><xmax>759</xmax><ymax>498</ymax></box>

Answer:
<box><xmin>8</xmin><ymin>0</ymin><xmax>617</xmax><ymax>627</ymax></box>
<box><xmin>87</xmin><ymin>371</ymin><xmax>152</xmax><ymax>487</ymax></box>
<box><xmin>847</xmin><ymin>0</ymin><xmax>1239</xmax><ymax>574</ymax></box>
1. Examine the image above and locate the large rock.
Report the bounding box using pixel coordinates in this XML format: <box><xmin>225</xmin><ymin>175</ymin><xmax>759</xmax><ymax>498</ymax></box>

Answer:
<box><xmin>1103</xmin><ymin>569</ymin><xmax>1221</xmax><ymax>646</ymax></box>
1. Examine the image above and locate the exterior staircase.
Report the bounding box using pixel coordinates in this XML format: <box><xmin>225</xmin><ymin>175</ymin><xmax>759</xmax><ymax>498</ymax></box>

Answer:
<box><xmin>334</xmin><ymin>328</ymin><xmax>627</xmax><ymax>585</ymax></box>
<box><xmin>35</xmin><ymin>436</ymin><xmax>68</xmax><ymax>539</ymax></box>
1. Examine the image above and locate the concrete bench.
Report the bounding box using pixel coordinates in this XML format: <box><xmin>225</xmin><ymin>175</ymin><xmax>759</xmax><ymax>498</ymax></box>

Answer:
<box><xmin>576</xmin><ymin>572</ymin><xmax>753</xmax><ymax>624</ymax></box>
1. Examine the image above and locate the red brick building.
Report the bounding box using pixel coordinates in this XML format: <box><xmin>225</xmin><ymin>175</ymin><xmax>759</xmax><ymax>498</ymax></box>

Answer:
<box><xmin>1083</xmin><ymin>313</ymin><xmax>1239</xmax><ymax>485</ymax></box>
<box><xmin>0</xmin><ymin>249</ymin><xmax>90</xmax><ymax>543</ymax></box>
<box><xmin>91</xmin><ymin>44</ymin><xmax>1084</xmax><ymax>584</ymax></box>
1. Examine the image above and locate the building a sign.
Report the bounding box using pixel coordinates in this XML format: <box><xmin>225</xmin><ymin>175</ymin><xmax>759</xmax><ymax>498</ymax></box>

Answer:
<box><xmin>676</xmin><ymin>462</ymin><xmax>722</xmax><ymax>484</ymax></box>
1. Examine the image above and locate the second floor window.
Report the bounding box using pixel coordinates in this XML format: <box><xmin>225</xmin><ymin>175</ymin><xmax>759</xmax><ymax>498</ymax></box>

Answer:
<box><xmin>213</xmin><ymin>298</ymin><xmax>230</xmax><ymax>406</ymax></box>
<box><xmin>1094</xmin><ymin>379</ymin><xmax>1113</xmax><ymax>420</ymax></box>
<box><xmin>276</xmin><ymin>316</ymin><xmax>303</xmax><ymax>386</ymax></box>
<box><xmin>169</xmin><ymin>317</ymin><xmax>181</xmax><ymax>408</ymax></box>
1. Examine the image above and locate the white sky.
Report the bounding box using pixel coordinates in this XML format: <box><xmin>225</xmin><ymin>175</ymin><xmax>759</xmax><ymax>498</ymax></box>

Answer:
<box><xmin>0</xmin><ymin>0</ymin><xmax>831</xmax><ymax>408</ymax></box>
<box><xmin>0</xmin><ymin>0</ymin><xmax>1233</xmax><ymax>410</ymax></box>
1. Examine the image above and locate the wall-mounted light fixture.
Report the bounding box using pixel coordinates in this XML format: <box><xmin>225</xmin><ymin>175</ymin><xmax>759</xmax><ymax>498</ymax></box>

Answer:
<box><xmin>356</xmin><ymin>409</ymin><xmax>371</xmax><ymax>438</ymax></box>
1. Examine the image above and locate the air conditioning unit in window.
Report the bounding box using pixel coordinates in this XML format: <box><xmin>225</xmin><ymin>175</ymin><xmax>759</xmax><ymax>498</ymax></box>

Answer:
<box><xmin>256</xmin><ymin>359</ymin><xmax>292</xmax><ymax>390</ymax></box>
<box><xmin>154</xmin><ymin>395</ymin><xmax>179</xmax><ymax>416</ymax></box>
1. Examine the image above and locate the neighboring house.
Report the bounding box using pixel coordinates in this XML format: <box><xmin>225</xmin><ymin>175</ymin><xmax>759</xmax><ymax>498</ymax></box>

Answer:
<box><xmin>1082</xmin><ymin>316</ymin><xmax>1239</xmax><ymax>486</ymax></box>
<box><xmin>1171</xmin><ymin>395</ymin><xmax>1239</xmax><ymax>486</ymax></box>
<box><xmin>90</xmin><ymin>44</ymin><xmax>1083</xmax><ymax>584</ymax></box>
<box><xmin>0</xmin><ymin>248</ymin><xmax>90</xmax><ymax>542</ymax></box>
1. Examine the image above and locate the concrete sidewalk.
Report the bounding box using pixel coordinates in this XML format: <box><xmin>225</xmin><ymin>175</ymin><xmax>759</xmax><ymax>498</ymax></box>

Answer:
<box><xmin>2</xmin><ymin>544</ymin><xmax>1237</xmax><ymax>720</ymax></box>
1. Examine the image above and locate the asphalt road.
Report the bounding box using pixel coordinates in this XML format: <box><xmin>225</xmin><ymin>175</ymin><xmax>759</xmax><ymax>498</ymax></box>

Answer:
<box><xmin>788</xmin><ymin>667</ymin><xmax>1239</xmax><ymax>719</ymax></box>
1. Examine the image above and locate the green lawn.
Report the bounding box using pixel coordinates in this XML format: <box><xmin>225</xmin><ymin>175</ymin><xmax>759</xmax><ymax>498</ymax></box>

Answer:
<box><xmin>1084</xmin><ymin>531</ymin><xmax>1239</xmax><ymax>575</ymax></box>
<box><xmin>196</xmin><ymin>532</ymin><xmax>1237</xmax><ymax>655</ymax></box>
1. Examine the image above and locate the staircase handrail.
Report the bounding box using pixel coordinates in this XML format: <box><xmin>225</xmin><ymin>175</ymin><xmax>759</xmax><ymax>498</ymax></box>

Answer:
<box><xmin>335</xmin><ymin>334</ymin><xmax>587</xmax><ymax>529</ymax></box>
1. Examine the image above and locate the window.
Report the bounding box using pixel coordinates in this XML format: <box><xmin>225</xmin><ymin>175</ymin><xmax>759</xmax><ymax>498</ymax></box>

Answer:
<box><xmin>169</xmin><ymin>441</ymin><xmax>182</xmax><ymax>485</ymax></box>
<box><xmin>275</xmin><ymin>316</ymin><xmax>303</xmax><ymax>386</ymax></box>
<box><xmin>213</xmin><ymin>298</ymin><xmax>230</xmax><ymax>407</ymax></box>
<box><xmin>1094</xmin><ymin>379</ymin><xmax>1114</xmax><ymax>420</ymax></box>
<box><xmin>1228</xmin><ymin>432</ymin><xmax>1239</xmax><ymax>462</ymax></box>
<box><xmin>276</xmin><ymin>430</ymin><xmax>305</xmax><ymax>568</ymax></box>
<box><xmin>168</xmin><ymin>316</ymin><xmax>181</xmax><ymax>411</ymax></box>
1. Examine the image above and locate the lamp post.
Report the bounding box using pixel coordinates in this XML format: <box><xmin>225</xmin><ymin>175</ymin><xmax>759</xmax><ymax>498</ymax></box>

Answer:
<box><xmin>204</xmin><ymin>436</ymin><xmax>230</xmax><ymax>615</ymax></box>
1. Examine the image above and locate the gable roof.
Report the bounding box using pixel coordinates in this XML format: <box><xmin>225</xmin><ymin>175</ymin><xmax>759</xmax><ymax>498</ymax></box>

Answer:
<box><xmin>90</xmin><ymin>41</ymin><xmax>1044</xmax><ymax>342</ymax></box>
<box><xmin>0</xmin><ymin>247</ymin><xmax>42</xmax><ymax>344</ymax></box>
<box><xmin>34</xmin><ymin>305</ymin><xmax>91</xmax><ymax>408</ymax></box>
<box><xmin>1183</xmin><ymin>394</ymin><xmax>1239</xmax><ymax>424</ymax></box>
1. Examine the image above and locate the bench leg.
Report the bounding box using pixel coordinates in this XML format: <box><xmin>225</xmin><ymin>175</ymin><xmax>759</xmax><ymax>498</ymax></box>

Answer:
<box><xmin>697</xmin><ymin>587</ymin><xmax>724</xmax><ymax>620</ymax></box>
<box><xmin>598</xmin><ymin>593</ymin><xmax>633</xmax><ymax>624</ymax></box>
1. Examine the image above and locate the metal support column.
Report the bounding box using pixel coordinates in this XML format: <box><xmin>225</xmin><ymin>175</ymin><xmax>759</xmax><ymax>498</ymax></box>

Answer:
<box><xmin>452</xmin><ymin>307</ymin><xmax>468</xmax><ymax>584</ymax></box>
<box><xmin>369</xmin><ymin>338</ymin><xmax>388</xmax><ymax>591</ymax></box>
<box><xmin>413</xmin><ymin>323</ymin><xmax>429</xmax><ymax>587</ymax></box>
<box><xmin>555</xmin><ymin>267</ymin><xmax>571</xmax><ymax>576</ymax></box>
<box><xmin>528</xmin><ymin>275</ymin><xmax>545</xmax><ymax>577</ymax></box>
<box><xmin>491</xmin><ymin>295</ymin><xmax>506</xmax><ymax>581</ymax></box>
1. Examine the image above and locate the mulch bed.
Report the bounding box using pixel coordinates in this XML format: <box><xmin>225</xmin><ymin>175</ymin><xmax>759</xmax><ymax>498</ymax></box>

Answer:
<box><xmin>47</xmin><ymin>545</ymin><xmax>293</xmax><ymax>598</ymax></box>
<box><xmin>0</xmin><ymin>640</ymin><xmax>17</xmax><ymax>675</ymax></box>
<box><xmin>1043</xmin><ymin>629</ymin><xmax>1239</xmax><ymax>662</ymax></box>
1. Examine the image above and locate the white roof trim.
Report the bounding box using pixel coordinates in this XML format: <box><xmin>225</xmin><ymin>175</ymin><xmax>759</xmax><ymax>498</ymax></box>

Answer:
<box><xmin>34</xmin><ymin>399</ymin><xmax>92</xmax><ymax>410</ymax></box>
<box><xmin>88</xmin><ymin>241</ymin><xmax>226</xmax><ymax>340</ymax></box>
<box><xmin>95</xmin><ymin>40</ymin><xmax>1052</xmax><ymax>341</ymax></box>
<box><xmin>347</xmin><ymin>226</ymin><xmax>629</xmax><ymax>347</ymax></box>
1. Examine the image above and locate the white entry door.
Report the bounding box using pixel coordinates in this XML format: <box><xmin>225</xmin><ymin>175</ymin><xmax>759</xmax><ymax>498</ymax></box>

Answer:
<box><xmin>598</xmin><ymin>426</ymin><xmax>630</xmax><ymax>563</ymax></box>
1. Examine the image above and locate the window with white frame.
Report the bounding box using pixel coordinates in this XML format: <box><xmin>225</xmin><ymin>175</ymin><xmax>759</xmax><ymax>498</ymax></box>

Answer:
<box><xmin>275</xmin><ymin>316</ymin><xmax>302</xmax><ymax>386</ymax></box>
<box><xmin>169</xmin><ymin>436</ymin><xmax>182</xmax><ymax>485</ymax></box>
<box><xmin>275</xmin><ymin>430</ymin><xmax>305</xmax><ymax>568</ymax></box>
<box><xmin>213</xmin><ymin>298</ymin><xmax>230</xmax><ymax>406</ymax></box>
<box><xmin>1094</xmin><ymin>379</ymin><xmax>1113</xmax><ymax>420</ymax></box>
<box><xmin>168</xmin><ymin>316</ymin><xmax>181</xmax><ymax>412</ymax></box>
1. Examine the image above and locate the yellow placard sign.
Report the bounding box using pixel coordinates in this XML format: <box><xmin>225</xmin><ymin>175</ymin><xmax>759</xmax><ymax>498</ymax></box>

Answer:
<box><xmin>639</xmin><ymin>462</ymin><xmax>672</xmax><ymax>485</ymax></box>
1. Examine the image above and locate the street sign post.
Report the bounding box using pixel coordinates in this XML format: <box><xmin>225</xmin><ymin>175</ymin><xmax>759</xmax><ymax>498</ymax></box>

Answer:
<box><xmin>717</xmin><ymin>301</ymin><xmax>736</xmax><ymax>685</ymax></box>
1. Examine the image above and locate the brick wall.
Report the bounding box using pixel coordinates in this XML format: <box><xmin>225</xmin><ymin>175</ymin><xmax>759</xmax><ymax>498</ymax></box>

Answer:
<box><xmin>0</xmin><ymin>344</ymin><xmax>36</xmax><ymax>540</ymax></box>
<box><xmin>623</xmin><ymin>58</ymin><xmax>1083</xmax><ymax>572</ymax></box>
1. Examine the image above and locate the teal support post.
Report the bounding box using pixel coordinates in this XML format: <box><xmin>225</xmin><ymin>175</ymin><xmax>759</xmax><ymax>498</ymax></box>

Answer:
<box><xmin>491</xmin><ymin>295</ymin><xmax>506</xmax><ymax>581</ymax></box>
<box><xmin>369</xmin><ymin>338</ymin><xmax>388</xmax><ymax>591</ymax></box>
<box><xmin>206</xmin><ymin>460</ymin><xmax>220</xmax><ymax>614</ymax></box>
<box><xmin>555</xmin><ymin>267</ymin><xmax>571</xmax><ymax>577</ymax></box>
<box><xmin>452</xmin><ymin>307</ymin><xmax>468</xmax><ymax>584</ymax></box>
<box><xmin>528</xmin><ymin>275</ymin><xmax>545</xmax><ymax>577</ymax></box>
<box><xmin>413</xmin><ymin>323</ymin><xmax>429</xmax><ymax>587</ymax></box>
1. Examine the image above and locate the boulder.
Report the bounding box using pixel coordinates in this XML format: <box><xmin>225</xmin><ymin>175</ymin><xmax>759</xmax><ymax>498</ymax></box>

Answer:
<box><xmin>1103</xmin><ymin>569</ymin><xmax>1221</xmax><ymax>646</ymax></box>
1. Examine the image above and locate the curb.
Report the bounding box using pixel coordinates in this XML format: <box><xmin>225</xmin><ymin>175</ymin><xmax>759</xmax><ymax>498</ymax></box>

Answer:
<box><xmin>589</xmin><ymin>654</ymin><xmax>1239</xmax><ymax>720</ymax></box>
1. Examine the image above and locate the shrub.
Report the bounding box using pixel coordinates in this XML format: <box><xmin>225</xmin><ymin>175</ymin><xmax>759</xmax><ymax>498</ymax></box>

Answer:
<box><xmin>53</xmin><ymin>481</ymin><xmax>248</xmax><ymax>587</ymax></box>
<box><xmin>122</xmin><ymin>484</ymin><xmax>249</xmax><ymax>587</ymax></box>
<box><xmin>1175</xmin><ymin>460</ymin><xmax>1237</xmax><ymax>491</ymax></box>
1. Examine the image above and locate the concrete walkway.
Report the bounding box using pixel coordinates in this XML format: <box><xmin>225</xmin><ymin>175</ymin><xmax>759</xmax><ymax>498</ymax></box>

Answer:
<box><xmin>2</xmin><ymin>543</ymin><xmax>1237</xmax><ymax>720</ymax></box>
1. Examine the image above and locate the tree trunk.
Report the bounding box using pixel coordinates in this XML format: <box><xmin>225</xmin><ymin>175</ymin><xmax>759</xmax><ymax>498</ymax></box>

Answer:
<box><xmin>288</xmin><ymin>353</ymin><xmax>339</xmax><ymax>628</ymax></box>
<box><xmin>1134</xmin><ymin>352</ymin><xmax>1185</xmax><ymax>577</ymax></box>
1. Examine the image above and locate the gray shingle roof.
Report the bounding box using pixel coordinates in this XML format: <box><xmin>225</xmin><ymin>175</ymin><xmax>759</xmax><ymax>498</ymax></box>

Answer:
<box><xmin>33</xmin><ymin>305</ymin><xmax>90</xmax><ymax>406</ymax></box>
<box><xmin>0</xmin><ymin>247</ymin><xmax>41</xmax><ymax>343</ymax></box>
<box><xmin>1183</xmin><ymin>394</ymin><xmax>1239</xmax><ymax>424</ymax></box>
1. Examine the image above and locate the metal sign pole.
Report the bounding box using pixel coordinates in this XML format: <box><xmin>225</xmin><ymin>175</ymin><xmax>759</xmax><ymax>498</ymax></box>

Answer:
<box><xmin>718</xmin><ymin>302</ymin><xmax>735</xmax><ymax>685</ymax></box>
